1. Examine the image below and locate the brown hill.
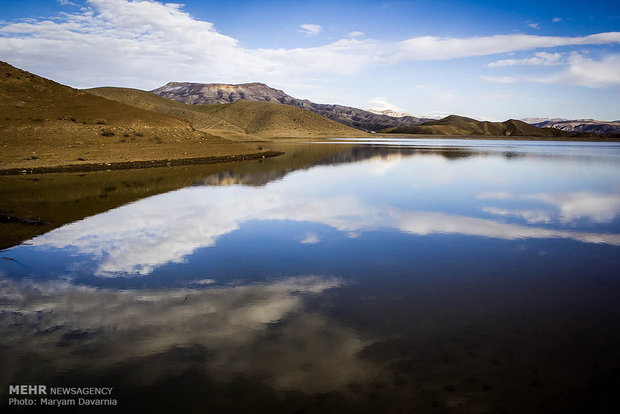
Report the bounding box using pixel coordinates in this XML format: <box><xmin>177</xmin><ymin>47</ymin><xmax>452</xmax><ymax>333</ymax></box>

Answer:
<box><xmin>85</xmin><ymin>87</ymin><xmax>249</xmax><ymax>139</ymax></box>
<box><xmin>380</xmin><ymin>115</ymin><xmax>571</xmax><ymax>137</ymax></box>
<box><xmin>151</xmin><ymin>82</ymin><xmax>432</xmax><ymax>131</ymax></box>
<box><xmin>199</xmin><ymin>100</ymin><xmax>367</xmax><ymax>137</ymax></box>
<box><xmin>0</xmin><ymin>62</ymin><xmax>262</xmax><ymax>171</ymax></box>
<box><xmin>87</xmin><ymin>87</ymin><xmax>366</xmax><ymax>138</ymax></box>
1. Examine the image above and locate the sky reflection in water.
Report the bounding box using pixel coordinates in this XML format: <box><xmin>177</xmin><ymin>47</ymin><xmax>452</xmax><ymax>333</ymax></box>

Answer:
<box><xmin>1</xmin><ymin>140</ymin><xmax>620</xmax><ymax>412</ymax></box>
<box><xmin>5</xmin><ymin>140</ymin><xmax>620</xmax><ymax>281</ymax></box>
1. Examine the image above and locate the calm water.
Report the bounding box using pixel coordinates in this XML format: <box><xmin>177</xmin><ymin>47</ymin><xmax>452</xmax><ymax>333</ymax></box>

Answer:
<box><xmin>2</xmin><ymin>139</ymin><xmax>620</xmax><ymax>413</ymax></box>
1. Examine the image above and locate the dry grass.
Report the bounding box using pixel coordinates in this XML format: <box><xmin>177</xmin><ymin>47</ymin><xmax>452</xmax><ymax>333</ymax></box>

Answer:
<box><xmin>0</xmin><ymin>62</ymin><xmax>262</xmax><ymax>170</ymax></box>
<box><xmin>380</xmin><ymin>115</ymin><xmax>572</xmax><ymax>137</ymax></box>
<box><xmin>86</xmin><ymin>87</ymin><xmax>249</xmax><ymax>139</ymax></box>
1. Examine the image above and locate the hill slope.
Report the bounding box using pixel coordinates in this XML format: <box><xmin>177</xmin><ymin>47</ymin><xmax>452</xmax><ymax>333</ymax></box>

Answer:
<box><xmin>151</xmin><ymin>82</ymin><xmax>432</xmax><ymax>131</ymax></box>
<box><xmin>0</xmin><ymin>62</ymin><xmax>261</xmax><ymax>170</ymax></box>
<box><xmin>380</xmin><ymin>115</ymin><xmax>571</xmax><ymax>137</ymax></box>
<box><xmin>87</xmin><ymin>87</ymin><xmax>366</xmax><ymax>138</ymax></box>
<box><xmin>86</xmin><ymin>87</ymin><xmax>248</xmax><ymax>139</ymax></box>
<box><xmin>199</xmin><ymin>100</ymin><xmax>367</xmax><ymax>137</ymax></box>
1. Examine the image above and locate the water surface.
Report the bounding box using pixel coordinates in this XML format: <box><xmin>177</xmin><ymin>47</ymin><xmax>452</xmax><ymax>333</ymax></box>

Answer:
<box><xmin>2</xmin><ymin>139</ymin><xmax>619</xmax><ymax>412</ymax></box>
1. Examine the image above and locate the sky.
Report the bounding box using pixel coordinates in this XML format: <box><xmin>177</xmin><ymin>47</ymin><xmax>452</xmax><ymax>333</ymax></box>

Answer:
<box><xmin>0</xmin><ymin>0</ymin><xmax>619</xmax><ymax>120</ymax></box>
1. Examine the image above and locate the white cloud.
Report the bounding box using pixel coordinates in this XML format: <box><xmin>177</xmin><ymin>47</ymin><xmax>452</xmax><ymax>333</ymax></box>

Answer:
<box><xmin>552</xmin><ymin>17</ymin><xmax>562</xmax><ymax>23</ymax></box>
<box><xmin>298</xmin><ymin>23</ymin><xmax>322</xmax><ymax>36</ymax></box>
<box><xmin>537</xmin><ymin>53</ymin><xmax>620</xmax><ymax>87</ymax></box>
<box><xmin>0</xmin><ymin>1</ymin><xmax>619</xmax><ymax>90</ymax></box>
<box><xmin>480</xmin><ymin>75</ymin><xmax>518</xmax><ymax>84</ymax></box>
<box><xmin>301</xmin><ymin>232</ymin><xmax>320</xmax><ymax>244</ymax></box>
<box><xmin>488</xmin><ymin>52</ymin><xmax>564</xmax><ymax>67</ymax></box>
<box><xmin>0</xmin><ymin>1</ymin><xmax>373</xmax><ymax>88</ymax></box>
<box><xmin>527</xmin><ymin>23</ymin><xmax>540</xmax><ymax>29</ymax></box>
<box><xmin>396</xmin><ymin>32</ymin><xmax>620</xmax><ymax>61</ymax></box>
<box><xmin>367</xmin><ymin>97</ymin><xmax>404</xmax><ymax>112</ymax></box>
<box><xmin>346</xmin><ymin>31</ymin><xmax>365</xmax><ymax>38</ymax></box>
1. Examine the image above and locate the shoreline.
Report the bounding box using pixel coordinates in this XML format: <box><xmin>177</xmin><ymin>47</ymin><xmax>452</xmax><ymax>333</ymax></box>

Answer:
<box><xmin>0</xmin><ymin>150</ymin><xmax>283</xmax><ymax>176</ymax></box>
<box><xmin>2</xmin><ymin>134</ymin><xmax>618</xmax><ymax>176</ymax></box>
<box><xmin>373</xmin><ymin>133</ymin><xmax>620</xmax><ymax>142</ymax></box>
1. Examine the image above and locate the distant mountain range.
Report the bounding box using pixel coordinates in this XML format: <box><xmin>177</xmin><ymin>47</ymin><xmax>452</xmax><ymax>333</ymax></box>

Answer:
<box><xmin>152</xmin><ymin>81</ymin><xmax>620</xmax><ymax>138</ymax></box>
<box><xmin>522</xmin><ymin>118</ymin><xmax>620</xmax><ymax>137</ymax></box>
<box><xmin>151</xmin><ymin>82</ymin><xmax>433</xmax><ymax>132</ymax></box>
<box><xmin>380</xmin><ymin>115</ymin><xmax>571</xmax><ymax>137</ymax></box>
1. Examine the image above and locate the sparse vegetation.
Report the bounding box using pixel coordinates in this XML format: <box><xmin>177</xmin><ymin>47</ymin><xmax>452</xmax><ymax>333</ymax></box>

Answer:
<box><xmin>380</xmin><ymin>115</ymin><xmax>573</xmax><ymax>138</ymax></box>
<box><xmin>0</xmin><ymin>61</ymin><xmax>264</xmax><ymax>172</ymax></box>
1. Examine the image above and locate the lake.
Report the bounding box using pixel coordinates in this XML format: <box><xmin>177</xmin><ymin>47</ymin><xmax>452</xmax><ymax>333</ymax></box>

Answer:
<box><xmin>1</xmin><ymin>139</ymin><xmax>620</xmax><ymax>413</ymax></box>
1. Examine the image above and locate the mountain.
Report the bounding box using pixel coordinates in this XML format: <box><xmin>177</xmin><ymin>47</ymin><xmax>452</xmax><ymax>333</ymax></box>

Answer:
<box><xmin>524</xmin><ymin>119</ymin><xmax>620</xmax><ymax>137</ymax></box>
<box><xmin>0</xmin><ymin>61</ymin><xmax>262</xmax><ymax>171</ymax></box>
<box><xmin>87</xmin><ymin>87</ymin><xmax>366</xmax><ymax>138</ymax></box>
<box><xmin>380</xmin><ymin>115</ymin><xmax>572</xmax><ymax>137</ymax></box>
<box><xmin>151</xmin><ymin>82</ymin><xmax>432</xmax><ymax>131</ymax></box>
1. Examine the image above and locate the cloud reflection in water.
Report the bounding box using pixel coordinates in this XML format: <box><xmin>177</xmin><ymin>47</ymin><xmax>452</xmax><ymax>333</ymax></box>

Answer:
<box><xmin>0</xmin><ymin>275</ymin><xmax>376</xmax><ymax>392</ymax></box>
<box><xmin>27</xmin><ymin>155</ymin><xmax>620</xmax><ymax>276</ymax></box>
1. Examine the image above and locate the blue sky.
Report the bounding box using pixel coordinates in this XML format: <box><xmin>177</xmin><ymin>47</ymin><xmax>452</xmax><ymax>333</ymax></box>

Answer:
<box><xmin>1</xmin><ymin>0</ymin><xmax>619</xmax><ymax>120</ymax></box>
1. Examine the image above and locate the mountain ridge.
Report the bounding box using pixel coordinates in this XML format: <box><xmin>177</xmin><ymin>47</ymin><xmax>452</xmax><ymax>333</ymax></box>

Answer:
<box><xmin>86</xmin><ymin>86</ymin><xmax>366</xmax><ymax>138</ymax></box>
<box><xmin>523</xmin><ymin>118</ymin><xmax>620</xmax><ymax>137</ymax></box>
<box><xmin>151</xmin><ymin>82</ymin><xmax>434</xmax><ymax>132</ymax></box>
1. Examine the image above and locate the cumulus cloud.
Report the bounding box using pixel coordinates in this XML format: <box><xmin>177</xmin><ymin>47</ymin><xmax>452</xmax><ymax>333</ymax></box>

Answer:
<box><xmin>298</xmin><ymin>23</ymin><xmax>322</xmax><ymax>36</ymax></box>
<box><xmin>0</xmin><ymin>0</ymin><xmax>619</xmax><ymax>89</ymax></box>
<box><xmin>488</xmin><ymin>52</ymin><xmax>564</xmax><ymax>67</ymax></box>
<box><xmin>0</xmin><ymin>1</ymin><xmax>373</xmax><ymax>88</ymax></box>
<box><xmin>537</xmin><ymin>53</ymin><xmax>620</xmax><ymax>87</ymax></box>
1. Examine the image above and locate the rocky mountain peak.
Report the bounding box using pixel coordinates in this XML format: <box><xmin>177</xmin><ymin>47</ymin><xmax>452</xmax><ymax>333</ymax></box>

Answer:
<box><xmin>150</xmin><ymin>82</ymin><xmax>431</xmax><ymax>131</ymax></box>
